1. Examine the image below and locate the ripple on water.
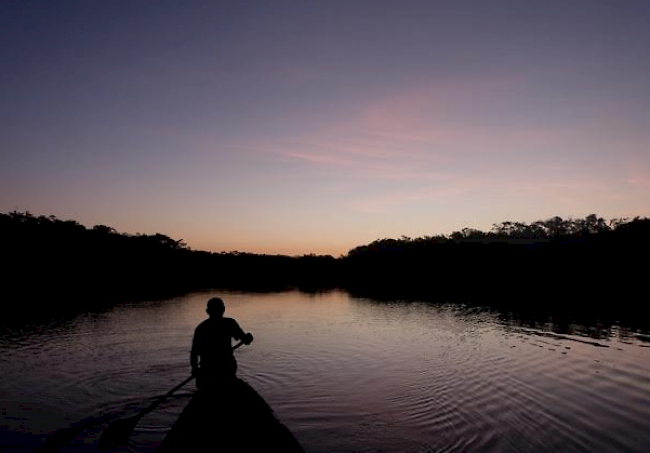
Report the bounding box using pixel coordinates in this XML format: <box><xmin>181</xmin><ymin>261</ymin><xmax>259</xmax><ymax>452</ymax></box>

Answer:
<box><xmin>5</xmin><ymin>293</ymin><xmax>650</xmax><ymax>453</ymax></box>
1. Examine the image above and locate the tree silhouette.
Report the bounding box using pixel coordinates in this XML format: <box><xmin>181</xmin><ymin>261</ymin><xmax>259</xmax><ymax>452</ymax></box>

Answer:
<box><xmin>1</xmin><ymin>211</ymin><xmax>648</xmax><ymax>326</ymax></box>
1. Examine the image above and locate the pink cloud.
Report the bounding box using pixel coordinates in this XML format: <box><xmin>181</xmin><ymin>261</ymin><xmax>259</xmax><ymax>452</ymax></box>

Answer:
<box><xmin>272</xmin><ymin>77</ymin><xmax>570</xmax><ymax>175</ymax></box>
<box><xmin>249</xmin><ymin>131</ymin><xmax>452</xmax><ymax>183</ymax></box>
<box><xmin>283</xmin><ymin>150</ymin><xmax>358</xmax><ymax>167</ymax></box>
<box><xmin>628</xmin><ymin>176</ymin><xmax>650</xmax><ymax>189</ymax></box>
<box><xmin>627</xmin><ymin>160</ymin><xmax>650</xmax><ymax>190</ymax></box>
<box><xmin>352</xmin><ymin>177</ymin><xmax>484</xmax><ymax>214</ymax></box>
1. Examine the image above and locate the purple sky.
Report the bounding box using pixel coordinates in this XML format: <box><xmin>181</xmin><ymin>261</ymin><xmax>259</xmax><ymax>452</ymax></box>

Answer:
<box><xmin>1</xmin><ymin>1</ymin><xmax>649</xmax><ymax>256</ymax></box>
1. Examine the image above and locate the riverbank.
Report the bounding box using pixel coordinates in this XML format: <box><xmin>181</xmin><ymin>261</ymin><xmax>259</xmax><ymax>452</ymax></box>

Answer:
<box><xmin>2</xmin><ymin>212</ymin><xmax>648</xmax><ymax>327</ymax></box>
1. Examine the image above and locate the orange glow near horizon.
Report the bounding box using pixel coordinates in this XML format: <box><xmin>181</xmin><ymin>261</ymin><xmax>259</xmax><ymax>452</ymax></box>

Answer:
<box><xmin>1</xmin><ymin>2</ymin><xmax>649</xmax><ymax>255</ymax></box>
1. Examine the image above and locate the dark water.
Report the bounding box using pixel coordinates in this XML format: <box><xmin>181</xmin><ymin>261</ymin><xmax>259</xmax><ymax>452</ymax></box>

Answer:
<box><xmin>2</xmin><ymin>290</ymin><xmax>650</xmax><ymax>452</ymax></box>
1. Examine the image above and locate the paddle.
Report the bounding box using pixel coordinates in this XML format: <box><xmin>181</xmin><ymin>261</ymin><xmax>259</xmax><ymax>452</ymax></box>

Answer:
<box><xmin>97</xmin><ymin>340</ymin><xmax>246</xmax><ymax>451</ymax></box>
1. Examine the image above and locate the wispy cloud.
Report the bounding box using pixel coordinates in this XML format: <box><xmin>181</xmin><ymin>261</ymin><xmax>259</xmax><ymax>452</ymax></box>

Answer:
<box><xmin>267</xmin><ymin>76</ymin><xmax>574</xmax><ymax>176</ymax></box>
<box><xmin>628</xmin><ymin>176</ymin><xmax>650</xmax><ymax>189</ymax></box>
<box><xmin>216</xmin><ymin>77</ymin><xmax>649</xmax><ymax>222</ymax></box>
<box><xmin>235</xmin><ymin>132</ymin><xmax>452</xmax><ymax>183</ymax></box>
<box><xmin>627</xmin><ymin>158</ymin><xmax>650</xmax><ymax>190</ymax></box>
<box><xmin>352</xmin><ymin>179</ymin><xmax>483</xmax><ymax>214</ymax></box>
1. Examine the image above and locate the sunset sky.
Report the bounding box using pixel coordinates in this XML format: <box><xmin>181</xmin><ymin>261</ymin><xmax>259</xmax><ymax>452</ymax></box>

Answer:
<box><xmin>1</xmin><ymin>1</ymin><xmax>649</xmax><ymax>256</ymax></box>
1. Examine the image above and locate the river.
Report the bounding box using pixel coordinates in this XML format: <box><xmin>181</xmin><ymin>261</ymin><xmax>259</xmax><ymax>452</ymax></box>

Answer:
<box><xmin>2</xmin><ymin>290</ymin><xmax>650</xmax><ymax>452</ymax></box>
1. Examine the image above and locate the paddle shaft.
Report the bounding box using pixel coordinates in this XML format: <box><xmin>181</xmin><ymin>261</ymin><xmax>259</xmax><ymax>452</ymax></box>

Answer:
<box><xmin>97</xmin><ymin>340</ymin><xmax>247</xmax><ymax>451</ymax></box>
<box><xmin>141</xmin><ymin>339</ymin><xmax>245</xmax><ymax>417</ymax></box>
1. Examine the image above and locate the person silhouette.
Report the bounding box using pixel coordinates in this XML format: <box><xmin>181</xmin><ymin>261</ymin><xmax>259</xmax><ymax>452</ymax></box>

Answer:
<box><xmin>190</xmin><ymin>297</ymin><xmax>253</xmax><ymax>390</ymax></box>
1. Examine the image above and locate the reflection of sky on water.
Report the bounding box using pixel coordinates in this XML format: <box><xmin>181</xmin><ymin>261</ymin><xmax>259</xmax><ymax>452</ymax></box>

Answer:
<box><xmin>2</xmin><ymin>290</ymin><xmax>650</xmax><ymax>452</ymax></box>
<box><xmin>347</xmin><ymin>293</ymin><xmax>650</xmax><ymax>346</ymax></box>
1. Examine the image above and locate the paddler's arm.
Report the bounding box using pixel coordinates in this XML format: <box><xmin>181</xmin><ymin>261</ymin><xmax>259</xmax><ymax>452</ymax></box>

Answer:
<box><xmin>231</xmin><ymin>319</ymin><xmax>254</xmax><ymax>345</ymax></box>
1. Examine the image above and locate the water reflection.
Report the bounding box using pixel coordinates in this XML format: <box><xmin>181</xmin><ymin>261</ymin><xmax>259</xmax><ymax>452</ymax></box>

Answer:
<box><xmin>2</xmin><ymin>289</ymin><xmax>650</xmax><ymax>453</ymax></box>
<box><xmin>344</xmin><ymin>293</ymin><xmax>650</xmax><ymax>451</ymax></box>
<box><xmin>494</xmin><ymin>310</ymin><xmax>650</xmax><ymax>345</ymax></box>
<box><xmin>346</xmin><ymin>292</ymin><xmax>650</xmax><ymax>346</ymax></box>
<box><xmin>4</xmin><ymin>289</ymin><xmax>649</xmax><ymax>350</ymax></box>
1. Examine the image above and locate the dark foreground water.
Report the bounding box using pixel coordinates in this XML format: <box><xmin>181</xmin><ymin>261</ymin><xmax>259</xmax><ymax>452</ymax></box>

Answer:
<box><xmin>2</xmin><ymin>290</ymin><xmax>650</xmax><ymax>452</ymax></box>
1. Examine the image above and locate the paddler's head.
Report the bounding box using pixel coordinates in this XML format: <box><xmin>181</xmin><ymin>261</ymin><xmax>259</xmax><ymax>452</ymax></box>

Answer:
<box><xmin>206</xmin><ymin>297</ymin><xmax>226</xmax><ymax>318</ymax></box>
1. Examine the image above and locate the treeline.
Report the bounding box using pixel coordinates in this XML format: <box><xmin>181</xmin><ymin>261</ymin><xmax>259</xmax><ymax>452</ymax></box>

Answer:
<box><xmin>0</xmin><ymin>211</ymin><xmax>338</xmax><ymax>316</ymax></box>
<box><xmin>2</xmin><ymin>211</ymin><xmax>649</xmax><ymax>323</ymax></box>
<box><xmin>343</xmin><ymin>214</ymin><xmax>648</xmax><ymax>301</ymax></box>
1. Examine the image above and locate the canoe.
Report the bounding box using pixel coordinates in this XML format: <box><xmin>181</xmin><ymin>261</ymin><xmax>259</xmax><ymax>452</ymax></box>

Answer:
<box><xmin>157</xmin><ymin>378</ymin><xmax>304</xmax><ymax>452</ymax></box>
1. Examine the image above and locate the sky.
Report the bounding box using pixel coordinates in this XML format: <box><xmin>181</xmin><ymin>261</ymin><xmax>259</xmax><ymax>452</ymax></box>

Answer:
<box><xmin>1</xmin><ymin>1</ymin><xmax>649</xmax><ymax>256</ymax></box>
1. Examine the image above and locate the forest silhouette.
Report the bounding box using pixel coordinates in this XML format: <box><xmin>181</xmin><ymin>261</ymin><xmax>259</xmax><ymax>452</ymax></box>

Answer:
<box><xmin>2</xmin><ymin>211</ymin><xmax>648</xmax><ymax>327</ymax></box>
